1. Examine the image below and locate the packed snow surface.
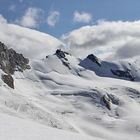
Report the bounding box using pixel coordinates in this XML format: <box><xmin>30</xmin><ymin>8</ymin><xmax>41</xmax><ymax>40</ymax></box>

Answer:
<box><xmin>0</xmin><ymin>23</ymin><xmax>140</xmax><ymax>140</ymax></box>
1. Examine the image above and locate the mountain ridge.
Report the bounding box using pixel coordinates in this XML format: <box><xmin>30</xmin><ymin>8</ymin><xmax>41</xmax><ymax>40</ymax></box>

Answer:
<box><xmin>0</xmin><ymin>23</ymin><xmax>139</xmax><ymax>140</ymax></box>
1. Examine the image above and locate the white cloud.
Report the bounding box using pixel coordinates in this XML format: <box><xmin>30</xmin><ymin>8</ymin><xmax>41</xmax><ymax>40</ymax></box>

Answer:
<box><xmin>113</xmin><ymin>41</ymin><xmax>140</xmax><ymax>59</ymax></box>
<box><xmin>9</xmin><ymin>5</ymin><xmax>16</xmax><ymax>12</ymax></box>
<box><xmin>0</xmin><ymin>15</ymin><xmax>63</xmax><ymax>59</ymax></box>
<box><xmin>0</xmin><ymin>12</ymin><xmax>139</xmax><ymax>61</ymax></box>
<box><xmin>16</xmin><ymin>7</ymin><xmax>43</xmax><ymax>28</ymax></box>
<box><xmin>73</xmin><ymin>11</ymin><xmax>92</xmax><ymax>23</ymax></box>
<box><xmin>62</xmin><ymin>20</ymin><xmax>140</xmax><ymax>60</ymax></box>
<box><xmin>0</xmin><ymin>15</ymin><xmax>7</xmax><ymax>24</ymax></box>
<box><xmin>46</xmin><ymin>11</ymin><xmax>60</xmax><ymax>27</ymax></box>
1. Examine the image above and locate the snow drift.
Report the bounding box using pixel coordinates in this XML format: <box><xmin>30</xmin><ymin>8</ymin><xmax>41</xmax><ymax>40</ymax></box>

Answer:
<box><xmin>0</xmin><ymin>17</ymin><xmax>139</xmax><ymax>140</ymax></box>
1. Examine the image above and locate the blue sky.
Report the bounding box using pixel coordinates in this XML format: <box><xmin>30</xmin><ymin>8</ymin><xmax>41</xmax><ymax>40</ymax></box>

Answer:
<box><xmin>0</xmin><ymin>0</ymin><xmax>140</xmax><ymax>37</ymax></box>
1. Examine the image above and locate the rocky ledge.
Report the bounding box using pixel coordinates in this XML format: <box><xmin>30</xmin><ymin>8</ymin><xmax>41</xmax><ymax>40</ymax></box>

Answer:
<box><xmin>55</xmin><ymin>49</ymin><xmax>71</xmax><ymax>69</ymax></box>
<box><xmin>0</xmin><ymin>42</ymin><xmax>30</xmax><ymax>88</ymax></box>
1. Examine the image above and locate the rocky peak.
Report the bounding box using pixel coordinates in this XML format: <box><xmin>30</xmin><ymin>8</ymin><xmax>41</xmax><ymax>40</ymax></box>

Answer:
<box><xmin>0</xmin><ymin>41</ymin><xmax>31</xmax><ymax>88</ymax></box>
<box><xmin>87</xmin><ymin>54</ymin><xmax>101</xmax><ymax>67</ymax></box>
<box><xmin>0</xmin><ymin>42</ymin><xmax>30</xmax><ymax>75</ymax></box>
<box><xmin>55</xmin><ymin>49</ymin><xmax>71</xmax><ymax>69</ymax></box>
<box><xmin>55</xmin><ymin>49</ymin><xmax>70</xmax><ymax>61</ymax></box>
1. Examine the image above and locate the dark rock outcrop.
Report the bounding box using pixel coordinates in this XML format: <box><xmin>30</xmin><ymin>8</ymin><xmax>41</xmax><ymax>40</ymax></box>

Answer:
<box><xmin>62</xmin><ymin>61</ymin><xmax>71</xmax><ymax>70</ymax></box>
<box><xmin>0</xmin><ymin>41</ymin><xmax>31</xmax><ymax>89</ymax></box>
<box><xmin>0</xmin><ymin>42</ymin><xmax>30</xmax><ymax>74</ymax></box>
<box><xmin>55</xmin><ymin>49</ymin><xmax>71</xmax><ymax>69</ymax></box>
<box><xmin>87</xmin><ymin>54</ymin><xmax>101</xmax><ymax>67</ymax></box>
<box><xmin>107</xmin><ymin>93</ymin><xmax>120</xmax><ymax>105</ymax></box>
<box><xmin>101</xmin><ymin>94</ymin><xmax>111</xmax><ymax>110</ymax></box>
<box><xmin>111</xmin><ymin>69</ymin><xmax>135</xmax><ymax>81</ymax></box>
<box><xmin>2</xmin><ymin>74</ymin><xmax>14</xmax><ymax>89</ymax></box>
<box><xmin>55</xmin><ymin>49</ymin><xmax>70</xmax><ymax>61</ymax></box>
<box><xmin>101</xmin><ymin>93</ymin><xmax>122</xmax><ymax>110</ymax></box>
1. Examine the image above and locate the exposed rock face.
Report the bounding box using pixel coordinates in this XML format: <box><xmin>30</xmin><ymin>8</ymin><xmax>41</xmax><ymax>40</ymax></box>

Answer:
<box><xmin>0</xmin><ymin>41</ymin><xmax>31</xmax><ymax>89</ymax></box>
<box><xmin>107</xmin><ymin>93</ymin><xmax>120</xmax><ymax>105</ymax></box>
<box><xmin>62</xmin><ymin>61</ymin><xmax>71</xmax><ymax>70</ymax></box>
<box><xmin>2</xmin><ymin>74</ymin><xmax>14</xmax><ymax>89</ymax></box>
<box><xmin>87</xmin><ymin>54</ymin><xmax>101</xmax><ymax>67</ymax></box>
<box><xmin>55</xmin><ymin>49</ymin><xmax>69</xmax><ymax>61</ymax></box>
<box><xmin>111</xmin><ymin>69</ymin><xmax>135</xmax><ymax>81</ymax></box>
<box><xmin>55</xmin><ymin>49</ymin><xmax>71</xmax><ymax>69</ymax></box>
<box><xmin>0</xmin><ymin>42</ymin><xmax>30</xmax><ymax>74</ymax></box>
<box><xmin>101</xmin><ymin>93</ymin><xmax>122</xmax><ymax>110</ymax></box>
<box><xmin>101</xmin><ymin>94</ymin><xmax>111</xmax><ymax>110</ymax></box>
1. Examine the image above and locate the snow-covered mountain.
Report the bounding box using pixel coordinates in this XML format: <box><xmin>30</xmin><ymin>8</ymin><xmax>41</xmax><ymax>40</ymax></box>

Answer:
<box><xmin>0</xmin><ymin>21</ymin><xmax>63</xmax><ymax>59</ymax></box>
<box><xmin>0</xmin><ymin>22</ymin><xmax>140</xmax><ymax>140</ymax></box>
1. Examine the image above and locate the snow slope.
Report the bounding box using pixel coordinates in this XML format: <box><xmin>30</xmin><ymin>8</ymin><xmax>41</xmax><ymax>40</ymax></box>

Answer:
<box><xmin>0</xmin><ymin>50</ymin><xmax>139</xmax><ymax>140</ymax></box>
<box><xmin>0</xmin><ymin>22</ymin><xmax>140</xmax><ymax>140</ymax></box>
<box><xmin>0</xmin><ymin>113</ymin><xmax>101</xmax><ymax>140</ymax></box>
